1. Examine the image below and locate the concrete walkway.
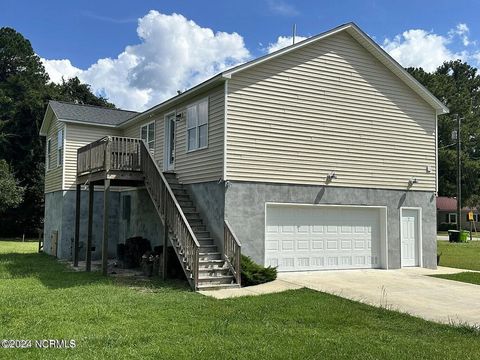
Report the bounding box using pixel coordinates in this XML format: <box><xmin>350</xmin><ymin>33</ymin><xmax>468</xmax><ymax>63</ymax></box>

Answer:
<box><xmin>200</xmin><ymin>266</ymin><xmax>480</xmax><ymax>327</ymax></box>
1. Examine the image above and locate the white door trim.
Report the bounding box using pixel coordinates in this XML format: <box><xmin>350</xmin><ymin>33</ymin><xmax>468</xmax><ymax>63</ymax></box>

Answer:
<box><xmin>264</xmin><ymin>202</ymin><xmax>389</xmax><ymax>270</ymax></box>
<box><xmin>399</xmin><ymin>207</ymin><xmax>423</xmax><ymax>267</ymax></box>
<box><xmin>163</xmin><ymin>111</ymin><xmax>176</xmax><ymax>171</ymax></box>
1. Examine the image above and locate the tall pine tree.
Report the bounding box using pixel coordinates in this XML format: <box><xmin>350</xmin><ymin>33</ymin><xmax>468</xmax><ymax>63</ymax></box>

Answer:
<box><xmin>0</xmin><ymin>27</ymin><xmax>113</xmax><ymax>236</ymax></box>
<box><xmin>408</xmin><ymin>60</ymin><xmax>480</xmax><ymax>202</ymax></box>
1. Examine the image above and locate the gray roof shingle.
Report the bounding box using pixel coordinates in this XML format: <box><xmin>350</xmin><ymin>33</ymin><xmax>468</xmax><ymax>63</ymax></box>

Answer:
<box><xmin>49</xmin><ymin>100</ymin><xmax>138</xmax><ymax>126</ymax></box>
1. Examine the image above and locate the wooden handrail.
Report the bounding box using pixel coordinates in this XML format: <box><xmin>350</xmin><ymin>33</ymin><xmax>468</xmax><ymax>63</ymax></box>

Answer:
<box><xmin>224</xmin><ymin>220</ymin><xmax>241</xmax><ymax>285</ymax></box>
<box><xmin>139</xmin><ymin>140</ymin><xmax>200</xmax><ymax>289</ymax></box>
<box><xmin>76</xmin><ymin>135</ymin><xmax>210</xmax><ymax>290</ymax></box>
<box><xmin>77</xmin><ymin>136</ymin><xmax>142</xmax><ymax>175</ymax></box>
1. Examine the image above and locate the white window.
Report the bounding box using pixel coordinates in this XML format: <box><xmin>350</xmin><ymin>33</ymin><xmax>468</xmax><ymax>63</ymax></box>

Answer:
<box><xmin>448</xmin><ymin>213</ymin><xmax>457</xmax><ymax>224</ymax></box>
<box><xmin>186</xmin><ymin>98</ymin><xmax>208</xmax><ymax>152</ymax></box>
<box><xmin>46</xmin><ymin>138</ymin><xmax>52</xmax><ymax>171</ymax></box>
<box><xmin>141</xmin><ymin>121</ymin><xmax>155</xmax><ymax>153</ymax></box>
<box><xmin>57</xmin><ymin>129</ymin><xmax>63</xmax><ymax>167</ymax></box>
<box><xmin>474</xmin><ymin>214</ymin><xmax>480</xmax><ymax>222</ymax></box>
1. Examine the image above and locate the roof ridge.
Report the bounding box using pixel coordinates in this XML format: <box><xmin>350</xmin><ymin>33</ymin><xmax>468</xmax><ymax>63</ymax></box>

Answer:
<box><xmin>49</xmin><ymin>100</ymin><xmax>138</xmax><ymax>113</ymax></box>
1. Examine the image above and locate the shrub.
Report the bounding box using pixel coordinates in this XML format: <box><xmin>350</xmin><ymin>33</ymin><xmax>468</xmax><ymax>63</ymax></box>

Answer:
<box><xmin>240</xmin><ymin>255</ymin><xmax>277</xmax><ymax>287</ymax></box>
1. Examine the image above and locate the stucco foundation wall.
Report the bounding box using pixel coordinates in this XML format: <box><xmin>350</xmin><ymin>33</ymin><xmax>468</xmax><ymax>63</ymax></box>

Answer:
<box><xmin>119</xmin><ymin>188</ymin><xmax>164</xmax><ymax>248</ymax></box>
<box><xmin>185</xmin><ymin>182</ymin><xmax>225</xmax><ymax>252</ymax></box>
<box><xmin>224</xmin><ymin>182</ymin><xmax>436</xmax><ymax>269</ymax></box>
<box><xmin>43</xmin><ymin>191</ymin><xmax>64</xmax><ymax>257</ymax></box>
<box><xmin>44</xmin><ymin>190</ymin><xmax>121</xmax><ymax>261</ymax></box>
<box><xmin>62</xmin><ymin>190</ymin><xmax>120</xmax><ymax>261</ymax></box>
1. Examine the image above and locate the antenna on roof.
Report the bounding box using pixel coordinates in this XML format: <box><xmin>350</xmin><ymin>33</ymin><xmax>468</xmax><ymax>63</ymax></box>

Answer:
<box><xmin>292</xmin><ymin>24</ymin><xmax>297</xmax><ymax>44</ymax></box>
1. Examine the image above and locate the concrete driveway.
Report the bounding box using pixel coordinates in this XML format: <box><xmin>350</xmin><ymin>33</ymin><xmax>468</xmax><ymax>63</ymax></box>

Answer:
<box><xmin>201</xmin><ymin>266</ymin><xmax>480</xmax><ymax>327</ymax></box>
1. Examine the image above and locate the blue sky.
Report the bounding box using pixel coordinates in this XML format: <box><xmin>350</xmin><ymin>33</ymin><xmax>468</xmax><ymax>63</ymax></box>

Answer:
<box><xmin>1</xmin><ymin>0</ymin><xmax>479</xmax><ymax>110</ymax></box>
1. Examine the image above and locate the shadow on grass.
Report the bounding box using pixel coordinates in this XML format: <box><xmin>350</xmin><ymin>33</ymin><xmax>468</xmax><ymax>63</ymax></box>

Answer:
<box><xmin>0</xmin><ymin>251</ymin><xmax>191</xmax><ymax>292</ymax></box>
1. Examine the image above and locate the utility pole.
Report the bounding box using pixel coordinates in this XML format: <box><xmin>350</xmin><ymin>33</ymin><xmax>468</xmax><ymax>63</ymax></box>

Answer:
<box><xmin>457</xmin><ymin>116</ymin><xmax>462</xmax><ymax>231</ymax></box>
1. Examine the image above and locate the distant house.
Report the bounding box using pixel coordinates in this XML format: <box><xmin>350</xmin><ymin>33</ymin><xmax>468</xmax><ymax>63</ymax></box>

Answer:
<box><xmin>40</xmin><ymin>23</ymin><xmax>449</xmax><ymax>291</ymax></box>
<box><xmin>436</xmin><ymin>196</ymin><xmax>480</xmax><ymax>230</ymax></box>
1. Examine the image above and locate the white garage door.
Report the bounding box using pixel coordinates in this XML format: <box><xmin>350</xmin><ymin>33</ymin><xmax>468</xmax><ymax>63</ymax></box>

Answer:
<box><xmin>265</xmin><ymin>205</ymin><xmax>382</xmax><ymax>271</ymax></box>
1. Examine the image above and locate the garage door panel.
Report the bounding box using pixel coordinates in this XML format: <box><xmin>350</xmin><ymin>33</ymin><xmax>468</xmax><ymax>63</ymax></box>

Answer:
<box><xmin>266</xmin><ymin>205</ymin><xmax>382</xmax><ymax>271</ymax></box>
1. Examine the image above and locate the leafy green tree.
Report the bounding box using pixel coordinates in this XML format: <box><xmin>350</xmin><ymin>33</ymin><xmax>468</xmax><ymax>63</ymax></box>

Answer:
<box><xmin>0</xmin><ymin>160</ymin><xmax>24</xmax><ymax>213</ymax></box>
<box><xmin>407</xmin><ymin>60</ymin><xmax>480</xmax><ymax>203</ymax></box>
<box><xmin>0</xmin><ymin>27</ymin><xmax>114</xmax><ymax>236</ymax></box>
<box><xmin>52</xmin><ymin>77</ymin><xmax>114</xmax><ymax>108</ymax></box>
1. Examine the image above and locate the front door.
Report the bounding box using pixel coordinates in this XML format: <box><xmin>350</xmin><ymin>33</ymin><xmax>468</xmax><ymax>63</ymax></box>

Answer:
<box><xmin>164</xmin><ymin>113</ymin><xmax>175</xmax><ymax>171</ymax></box>
<box><xmin>401</xmin><ymin>209</ymin><xmax>419</xmax><ymax>267</ymax></box>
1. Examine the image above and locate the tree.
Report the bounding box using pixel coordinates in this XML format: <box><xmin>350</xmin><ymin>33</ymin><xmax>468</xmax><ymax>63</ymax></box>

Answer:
<box><xmin>52</xmin><ymin>77</ymin><xmax>114</xmax><ymax>108</ymax></box>
<box><xmin>407</xmin><ymin>60</ymin><xmax>480</xmax><ymax>203</ymax></box>
<box><xmin>0</xmin><ymin>27</ymin><xmax>115</xmax><ymax>236</ymax></box>
<box><xmin>0</xmin><ymin>160</ymin><xmax>24</xmax><ymax>213</ymax></box>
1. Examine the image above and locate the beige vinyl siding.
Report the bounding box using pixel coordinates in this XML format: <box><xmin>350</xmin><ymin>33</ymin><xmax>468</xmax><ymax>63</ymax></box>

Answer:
<box><xmin>64</xmin><ymin>124</ymin><xmax>121</xmax><ymax>190</ymax></box>
<box><xmin>174</xmin><ymin>85</ymin><xmax>224</xmax><ymax>183</ymax></box>
<box><xmin>123</xmin><ymin>117</ymin><xmax>163</xmax><ymax>162</ymax></box>
<box><xmin>227</xmin><ymin>31</ymin><xmax>436</xmax><ymax>191</ymax></box>
<box><xmin>44</xmin><ymin>116</ymin><xmax>63</xmax><ymax>193</ymax></box>
<box><xmin>120</xmin><ymin>85</ymin><xmax>224</xmax><ymax>184</ymax></box>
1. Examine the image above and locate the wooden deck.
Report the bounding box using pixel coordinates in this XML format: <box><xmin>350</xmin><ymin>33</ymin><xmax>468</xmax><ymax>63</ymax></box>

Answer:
<box><xmin>76</xmin><ymin>136</ymin><xmax>144</xmax><ymax>185</ymax></box>
<box><xmin>73</xmin><ymin>136</ymin><xmax>241</xmax><ymax>290</ymax></box>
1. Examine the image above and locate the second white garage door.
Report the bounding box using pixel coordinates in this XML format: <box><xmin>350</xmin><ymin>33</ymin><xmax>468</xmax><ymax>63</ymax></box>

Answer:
<box><xmin>265</xmin><ymin>205</ymin><xmax>384</xmax><ymax>271</ymax></box>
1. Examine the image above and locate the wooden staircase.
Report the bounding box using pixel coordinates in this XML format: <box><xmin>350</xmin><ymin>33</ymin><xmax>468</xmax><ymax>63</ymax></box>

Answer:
<box><xmin>75</xmin><ymin>136</ymin><xmax>241</xmax><ymax>291</ymax></box>
<box><xmin>162</xmin><ymin>173</ymin><xmax>240</xmax><ymax>290</ymax></box>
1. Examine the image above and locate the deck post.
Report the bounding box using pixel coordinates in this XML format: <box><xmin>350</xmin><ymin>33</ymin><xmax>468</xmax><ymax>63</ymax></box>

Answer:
<box><xmin>73</xmin><ymin>184</ymin><xmax>81</xmax><ymax>267</ymax></box>
<box><xmin>102</xmin><ymin>179</ymin><xmax>110</xmax><ymax>276</ymax></box>
<box><xmin>162</xmin><ymin>187</ymin><xmax>168</xmax><ymax>280</ymax></box>
<box><xmin>86</xmin><ymin>182</ymin><xmax>94</xmax><ymax>272</ymax></box>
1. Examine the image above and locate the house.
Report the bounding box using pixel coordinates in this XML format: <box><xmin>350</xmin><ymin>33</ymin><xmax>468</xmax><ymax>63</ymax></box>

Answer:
<box><xmin>436</xmin><ymin>196</ymin><xmax>480</xmax><ymax>230</ymax></box>
<box><xmin>39</xmin><ymin>22</ymin><xmax>448</xmax><ymax>290</ymax></box>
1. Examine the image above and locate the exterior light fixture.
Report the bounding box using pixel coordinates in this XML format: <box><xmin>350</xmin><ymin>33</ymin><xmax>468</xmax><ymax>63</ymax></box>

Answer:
<box><xmin>408</xmin><ymin>177</ymin><xmax>418</xmax><ymax>186</ymax></box>
<box><xmin>327</xmin><ymin>171</ymin><xmax>337</xmax><ymax>181</ymax></box>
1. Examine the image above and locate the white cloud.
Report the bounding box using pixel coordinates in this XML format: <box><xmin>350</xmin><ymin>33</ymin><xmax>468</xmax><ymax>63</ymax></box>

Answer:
<box><xmin>41</xmin><ymin>11</ymin><xmax>250</xmax><ymax>111</ymax></box>
<box><xmin>382</xmin><ymin>28</ymin><xmax>467</xmax><ymax>72</ymax></box>
<box><xmin>449</xmin><ymin>23</ymin><xmax>473</xmax><ymax>46</ymax></box>
<box><xmin>266</xmin><ymin>35</ymin><xmax>308</xmax><ymax>53</ymax></box>
<box><xmin>267</xmin><ymin>0</ymin><xmax>299</xmax><ymax>16</ymax></box>
<box><xmin>41</xmin><ymin>59</ymin><xmax>82</xmax><ymax>83</ymax></box>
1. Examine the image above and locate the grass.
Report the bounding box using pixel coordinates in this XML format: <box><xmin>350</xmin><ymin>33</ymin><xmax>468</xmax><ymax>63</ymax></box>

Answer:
<box><xmin>437</xmin><ymin>241</ymin><xmax>480</xmax><ymax>271</ymax></box>
<box><xmin>1</xmin><ymin>241</ymin><xmax>480</xmax><ymax>359</ymax></box>
<box><xmin>433</xmin><ymin>241</ymin><xmax>480</xmax><ymax>286</ymax></box>
<box><xmin>433</xmin><ymin>272</ymin><xmax>480</xmax><ymax>286</ymax></box>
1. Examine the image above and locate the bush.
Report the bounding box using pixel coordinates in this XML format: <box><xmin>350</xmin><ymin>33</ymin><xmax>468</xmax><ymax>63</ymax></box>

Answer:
<box><xmin>240</xmin><ymin>255</ymin><xmax>277</xmax><ymax>287</ymax></box>
<box><xmin>438</xmin><ymin>222</ymin><xmax>457</xmax><ymax>231</ymax></box>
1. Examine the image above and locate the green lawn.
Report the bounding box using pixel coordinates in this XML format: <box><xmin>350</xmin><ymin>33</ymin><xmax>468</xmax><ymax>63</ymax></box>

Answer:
<box><xmin>437</xmin><ymin>241</ymin><xmax>480</xmax><ymax>271</ymax></box>
<box><xmin>434</xmin><ymin>272</ymin><xmax>480</xmax><ymax>286</ymax></box>
<box><xmin>434</xmin><ymin>241</ymin><xmax>480</xmax><ymax>286</ymax></box>
<box><xmin>1</xmin><ymin>241</ymin><xmax>480</xmax><ymax>359</ymax></box>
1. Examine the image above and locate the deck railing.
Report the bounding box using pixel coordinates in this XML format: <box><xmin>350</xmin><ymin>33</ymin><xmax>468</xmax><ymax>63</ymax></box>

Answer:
<box><xmin>77</xmin><ymin>136</ymin><xmax>142</xmax><ymax>175</ymax></box>
<box><xmin>224</xmin><ymin>220</ymin><xmax>241</xmax><ymax>285</ymax></box>
<box><xmin>140</xmin><ymin>141</ymin><xmax>200</xmax><ymax>289</ymax></box>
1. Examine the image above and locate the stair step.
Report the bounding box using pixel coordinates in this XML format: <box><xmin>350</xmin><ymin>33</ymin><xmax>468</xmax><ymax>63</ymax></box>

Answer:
<box><xmin>198</xmin><ymin>275</ymin><xmax>235</xmax><ymax>285</ymax></box>
<box><xmin>191</xmin><ymin>224</ymin><xmax>207</xmax><ymax>231</ymax></box>
<box><xmin>194</xmin><ymin>231</ymin><xmax>211</xmax><ymax>238</ymax></box>
<box><xmin>169</xmin><ymin>184</ymin><xmax>184</xmax><ymax>190</ymax></box>
<box><xmin>199</xmin><ymin>252</ymin><xmax>222</xmax><ymax>261</ymax></box>
<box><xmin>185</xmin><ymin>212</ymin><xmax>201</xmax><ymax>219</ymax></box>
<box><xmin>199</xmin><ymin>244</ymin><xmax>217</xmax><ymax>251</ymax></box>
<box><xmin>178</xmin><ymin>201</ymin><xmax>194</xmax><ymax>207</ymax></box>
<box><xmin>182</xmin><ymin>206</ymin><xmax>197</xmax><ymax>212</ymax></box>
<box><xmin>197</xmin><ymin>236</ymin><xmax>214</xmax><ymax>242</ymax></box>
<box><xmin>197</xmin><ymin>283</ymin><xmax>241</xmax><ymax>291</ymax></box>
<box><xmin>172</xmin><ymin>189</ymin><xmax>188</xmax><ymax>196</ymax></box>
<box><xmin>188</xmin><ymin>218</ymin><xmax>203</xmax><ymax>225</ymax></box>
<box><xmin>198</xmin><ymin>239</ymin><xmax>214</xmax><ymax>246</ymax></box>
<box><xmin>175</xmin><ymin>193</ymin><xmax>190</xmax><ymax>199</ymax></box>
<box><xmin>199</xmin><ymin>269</ymin><xmax>231</xmax><ymax>278</ymax></box>
<box><xmin>199</xmin><ymin>259</ymin><xmax>226</xmax><ymax>269</ymax></box>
